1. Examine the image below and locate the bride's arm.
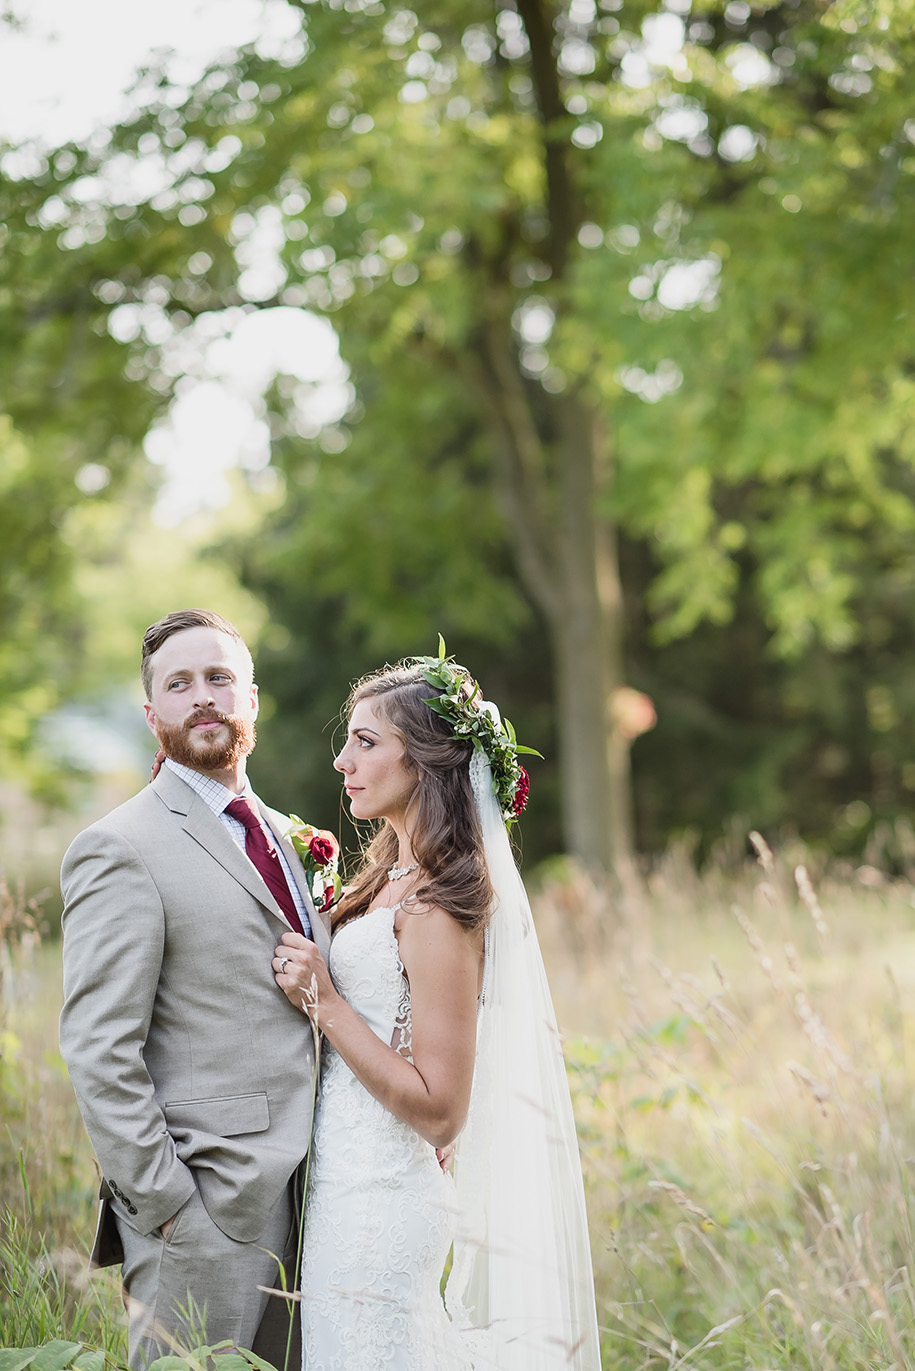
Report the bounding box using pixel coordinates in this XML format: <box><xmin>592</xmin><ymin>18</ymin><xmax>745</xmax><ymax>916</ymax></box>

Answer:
<box><xmin>273</xmin><ymin>912</ymin><xmax>481</xmax><ymax>1149</ymax></box>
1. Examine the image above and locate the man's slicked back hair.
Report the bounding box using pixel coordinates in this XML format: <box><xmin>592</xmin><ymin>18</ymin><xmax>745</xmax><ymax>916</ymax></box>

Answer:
<box><xmin>141</xmin><ymin>609</ymin><xmax>253</xmax><ymax>699</ymax></box>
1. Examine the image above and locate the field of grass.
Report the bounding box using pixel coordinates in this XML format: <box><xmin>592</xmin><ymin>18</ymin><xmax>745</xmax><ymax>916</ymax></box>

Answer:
<box><xmin>5</xmin><ymin>840</ymin><xmax>915</xmax><ymax>1368</ymax></box>
<box><xmin>0</xmin><ymin>876</ymin><xmax>127</xmax><ymax>1359</ymax></box>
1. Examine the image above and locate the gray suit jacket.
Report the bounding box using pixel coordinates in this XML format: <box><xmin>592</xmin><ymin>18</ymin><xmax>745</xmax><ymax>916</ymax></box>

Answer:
<box><xmin>59</xmin><ymin>767</ymin><xmax>331</xmax><ymax>1252</ymax></box>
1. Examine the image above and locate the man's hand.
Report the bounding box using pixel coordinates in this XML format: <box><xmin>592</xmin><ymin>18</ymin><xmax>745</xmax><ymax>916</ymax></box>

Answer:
<box><xmin>436</xmin><ymin>1142</ymin><xmax>456</xmax><ymax>1174</ymax></box>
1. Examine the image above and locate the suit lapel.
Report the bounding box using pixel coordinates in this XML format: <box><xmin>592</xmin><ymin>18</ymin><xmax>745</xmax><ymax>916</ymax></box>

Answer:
<box><xmin>261</xmin><ymin>805</ymin><xmax>333</xmax><ymax>960</ymax></box>
<box><xmin>151</xmin><ymin>769</ymin><xmax>332</xmax><ymax>953</ymax></box>
<box><xmin>152</xmin><ymin>769</ymin><xmax>289</xmax><ymax>928</ymax></box>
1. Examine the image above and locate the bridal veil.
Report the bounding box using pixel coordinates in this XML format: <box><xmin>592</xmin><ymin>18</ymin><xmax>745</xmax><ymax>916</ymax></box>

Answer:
<box><xmin>444</xmin><ymin>743</ymin><xmax>602</xmax><ymax>1371</ymax></box>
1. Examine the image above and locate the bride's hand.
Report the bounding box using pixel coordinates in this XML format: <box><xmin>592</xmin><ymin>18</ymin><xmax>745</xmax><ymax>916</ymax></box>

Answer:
<box><xmin>149</xmin><ymin>749</ymin><xmax>166</xmax><ymax>782</ymax></box>
<box><xmin>274</xmin><ymin>932</ymin><xmax>339</xmax><ymax>1028</ymax></box>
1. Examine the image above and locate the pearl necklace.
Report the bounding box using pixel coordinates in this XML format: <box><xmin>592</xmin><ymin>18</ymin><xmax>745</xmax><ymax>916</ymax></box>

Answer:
<box><xmin>387</xmin><ymin>861</ymin><xmax>419</xmax><ymax>882</ymax></box>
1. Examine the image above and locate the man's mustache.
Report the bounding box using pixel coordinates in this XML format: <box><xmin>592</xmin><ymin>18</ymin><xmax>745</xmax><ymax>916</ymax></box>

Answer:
<box><xmin>185</xmin><ymin>709</ymin><xmax>230</xmax><ymax>730</ymax></box>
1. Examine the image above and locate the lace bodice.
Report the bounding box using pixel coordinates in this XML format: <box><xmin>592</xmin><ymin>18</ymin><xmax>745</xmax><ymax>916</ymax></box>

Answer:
<box><xmin>324</xmin><ymin>903</ymin><xmax>412</xmax><ymax>1058</ymax></box>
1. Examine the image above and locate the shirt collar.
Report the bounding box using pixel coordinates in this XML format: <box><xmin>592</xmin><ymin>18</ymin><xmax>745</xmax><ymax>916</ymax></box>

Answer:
<box><xmin>163</xmin><ymin>757</ymin><xmax>255</xmax><ymax>814</ymax></box>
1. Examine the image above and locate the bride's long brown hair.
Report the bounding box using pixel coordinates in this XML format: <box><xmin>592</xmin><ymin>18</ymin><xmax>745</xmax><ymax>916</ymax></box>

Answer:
<box><xmin>333</xmin><ymin>662</ymin><xmax>493</xmax><ymax>932</ymax></box>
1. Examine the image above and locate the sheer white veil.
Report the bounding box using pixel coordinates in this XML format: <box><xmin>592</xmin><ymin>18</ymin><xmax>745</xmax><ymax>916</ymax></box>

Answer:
<box><xmin>444</xmin><ymin>734</ymin><xmax>602</xmax><ymax>1370</ymax></box>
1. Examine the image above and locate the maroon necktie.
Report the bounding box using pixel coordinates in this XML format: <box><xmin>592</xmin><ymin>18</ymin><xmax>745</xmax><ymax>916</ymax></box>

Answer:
<box><xmin>225</xmin><ymin>797</ymin><xmax>306</xmax><ymax>937</ymax></box>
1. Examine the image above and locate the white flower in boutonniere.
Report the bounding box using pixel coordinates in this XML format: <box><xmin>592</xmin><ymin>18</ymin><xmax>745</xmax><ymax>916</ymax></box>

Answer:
<box><xmin>286</xmin><ymin>816</ymin><xmax>342</xmax><ymax>914</ymax></box>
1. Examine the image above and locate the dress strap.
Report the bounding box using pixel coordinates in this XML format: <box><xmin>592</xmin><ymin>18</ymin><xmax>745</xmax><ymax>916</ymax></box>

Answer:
<box><xmin>477</xmin><ymin>922</ymin><xmax>490</xmax><ymax>1018</ymax></box>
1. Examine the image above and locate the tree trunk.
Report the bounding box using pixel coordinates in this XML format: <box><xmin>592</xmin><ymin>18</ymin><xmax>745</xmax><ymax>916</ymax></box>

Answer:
<box><xmin>550</xmin><ymin>396</ymin><xmax>630</xmax><ymax>875</ymax></box>
<box><xmin>553</xmin><ymin>396</ymin><xmax>610</xmax><ymax>867</ymax></box>
<box><xmin>596</xmin><ymin>425</ymin><xmax>636</xmax><ymax>872</ymax></box>
<box><xmin>504</xmin><ymin>0</ymin><xmax>634</xmax><ymax>874</ymax></box>
<box><xmin>465</xmin><ymin>319</ymin><xmax>632</xmax><ymax>876</ymax></box>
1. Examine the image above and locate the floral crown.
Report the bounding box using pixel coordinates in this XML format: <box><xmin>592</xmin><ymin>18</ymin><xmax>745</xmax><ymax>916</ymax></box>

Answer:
<box><xmin>412</xmin><ymin>637</ymin><xmax>541</xmax><ymax>828</ymax></box>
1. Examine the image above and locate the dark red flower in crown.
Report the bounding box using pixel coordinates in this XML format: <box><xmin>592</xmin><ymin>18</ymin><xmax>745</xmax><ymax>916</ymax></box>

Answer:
<box><xmin>309</xmin><ymin>834</ymin><xmax>337</xmax><ymax>867</ymax></box>
<box><xmin>511</xmin><ymin>766</ymin><xmax>530</xmax><ymax>817</ymax></box>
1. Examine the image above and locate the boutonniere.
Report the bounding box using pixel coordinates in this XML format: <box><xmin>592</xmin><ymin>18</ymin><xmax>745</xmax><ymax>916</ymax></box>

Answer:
<box><xmin>287</xmin><ymin>816</ymin><xmax>342</xmax><ymax>914</ymax></box>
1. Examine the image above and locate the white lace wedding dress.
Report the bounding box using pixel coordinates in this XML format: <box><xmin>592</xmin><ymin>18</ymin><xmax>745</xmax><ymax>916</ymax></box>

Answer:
<box><xmin>299</xmin><ymin>904</ymin><xmax>472</xmax><ymax>1371</ymax></box>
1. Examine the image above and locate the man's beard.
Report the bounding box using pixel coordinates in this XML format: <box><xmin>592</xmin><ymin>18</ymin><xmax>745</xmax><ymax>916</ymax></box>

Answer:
<box><xmin>155</xmin><ymin>709</ymin><xmax>256</xmax><ymax>772</ymax></box>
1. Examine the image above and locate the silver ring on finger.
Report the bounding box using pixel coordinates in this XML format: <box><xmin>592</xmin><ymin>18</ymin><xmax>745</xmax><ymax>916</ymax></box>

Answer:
<box><xmin>279</xmin><ymin>956</ymin><xmax>290</xmax><ymax>974</ymax></box>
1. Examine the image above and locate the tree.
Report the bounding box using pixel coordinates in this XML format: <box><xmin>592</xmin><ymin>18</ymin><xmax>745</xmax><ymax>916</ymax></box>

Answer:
<box><xmin>0</xmin><ymin>124</ymin><xmax>164</xmax><ymax>786</ymax></box>
<box><xmin>0</xmin><ymin>105</ymin><xmax>269</xmax><ymax>798</ymax></box>
<box><xmin>4</xmin><ymin>0</ymin><xmax>914</xmax><ymax>867</ymax></box>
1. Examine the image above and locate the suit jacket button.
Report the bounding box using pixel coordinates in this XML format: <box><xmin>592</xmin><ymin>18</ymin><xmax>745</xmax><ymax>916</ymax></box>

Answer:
<box><xmin>128</xmin><ymin>1205</ymin><xmax>138</xmax><ymax>1215</ymax></box>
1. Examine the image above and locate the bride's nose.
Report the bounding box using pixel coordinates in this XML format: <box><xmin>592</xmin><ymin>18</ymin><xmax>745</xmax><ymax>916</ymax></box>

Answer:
<box><xmin>333</xmin><ymin>748</ymin><xmax>351</xmax><ymax>773</ymax></box>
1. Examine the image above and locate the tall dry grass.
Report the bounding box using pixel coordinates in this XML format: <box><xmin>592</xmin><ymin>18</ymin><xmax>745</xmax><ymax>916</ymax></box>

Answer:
<box><xmin>535</xmin><ymin>837</ymin><xmax>915</xmax><ymax>1368</ymax></box>
<box><xmin>4</xmin><ymin>842</ymin><xmax>915</xmax><ymax>1367</ymax></box>
<box><xmin>0</xmin><ymin>875</ymin><xmax>126</xmax><ymax>1356</ymax></box>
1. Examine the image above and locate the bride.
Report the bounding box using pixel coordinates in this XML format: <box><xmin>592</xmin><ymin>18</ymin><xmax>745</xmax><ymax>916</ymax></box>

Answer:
<box><xmin>273</xmin><ymin>646</ymin><xmax>601</xmax><ymax>1370</ymax></box>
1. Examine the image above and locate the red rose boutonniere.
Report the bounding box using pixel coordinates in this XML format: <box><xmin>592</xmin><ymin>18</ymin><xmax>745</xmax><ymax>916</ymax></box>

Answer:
<box><xmin>287</xmin><ymin>815</ymin><xmax>342</xmax><ymax>914</ymax></box>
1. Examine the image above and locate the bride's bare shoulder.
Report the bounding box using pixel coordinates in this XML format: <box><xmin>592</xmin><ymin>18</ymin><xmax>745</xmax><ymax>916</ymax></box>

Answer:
<box><xmin>395</xmin><ymin>900</ymin><xmax>484</xmax><ymax>962</ymax></box>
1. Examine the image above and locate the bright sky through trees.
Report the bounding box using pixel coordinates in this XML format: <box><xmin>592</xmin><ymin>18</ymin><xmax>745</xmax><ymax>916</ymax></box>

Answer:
<box><xmin>0</xmin><ymin>0</ymin><xmax>728</xmax><ymax>525</ymax></box>
<box><xmin>0</xmin><ymin>0</ymin><xmax>297</xmax><ymax>145</ymax></box>
<box><xmin>0</xmin><ymin>0</ymin><xmax>345</xmax><ymax>524</ymax></box>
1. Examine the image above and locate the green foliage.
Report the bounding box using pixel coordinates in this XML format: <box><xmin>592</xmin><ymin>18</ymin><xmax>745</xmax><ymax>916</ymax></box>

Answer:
<box><xmin>0</xmin><ymin>1342</ymin><xmax>277</xmax><ymax>1371</ymax></box>
<box><xmin>0</xmin><ymin>876</ymin><xmax>44</xmax><ymax>1128</ymax></box>
<box><xmin>0</xmin><ymin>1205</ymin><xmax>124</xmax><ymax>1359</ymax></box>
<box><xmin>0</xmin><ymin>417</ymin><xmax>80</xmax><ymax>792</ymax></box>
<box><xmin>0</xmin><ymin>98</ymin><xmax>176</xmax><ymax>782</ymax></box>
<box><xmin>2</xmin><ymin>0</ymin><xmax>915</xmax><ymax>852</ymax></box>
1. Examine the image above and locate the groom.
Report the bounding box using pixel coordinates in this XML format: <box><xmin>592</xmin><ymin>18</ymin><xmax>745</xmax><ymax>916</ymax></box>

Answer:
<box><xmin>59</xmin><ymin>609</ymin><xmax>331</xmax><ymax>1369</ymax></box>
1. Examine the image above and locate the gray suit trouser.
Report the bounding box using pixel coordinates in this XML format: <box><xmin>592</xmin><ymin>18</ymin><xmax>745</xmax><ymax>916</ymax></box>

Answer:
<box><xmin>116</xmin><ymin>1174</ymin><xmax>302</xmax><ymax>1371</ymax></box>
